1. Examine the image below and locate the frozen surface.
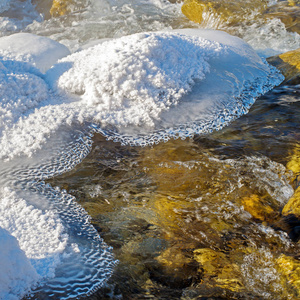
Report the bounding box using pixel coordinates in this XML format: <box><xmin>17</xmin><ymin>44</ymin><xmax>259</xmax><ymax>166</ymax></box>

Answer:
<box><xmin>0</xmin><ymin>227</ymin><xmax>39</xmax><ymax>300</ymax></box>
<box><xmin>0</xmin><ymin>28</ymin><xmax>284</xmax><ymax>299</ymax></box>
<box><xmin>0</xmin><ymin>0</ymin><xmax>10</xmax><ymax>14</ymax></box>
<box><xmin>0</xmin><ymin>33</ymin><xmax>70</xmax><ymax>73</ymax></box>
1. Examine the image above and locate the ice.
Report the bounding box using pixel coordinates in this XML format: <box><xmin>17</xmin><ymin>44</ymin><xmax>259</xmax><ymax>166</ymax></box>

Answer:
<box><xmin>0</xmin><ymin>33</ymin><xmax>70</xmax><ymax>73</ymax></box>
<box><xmin>0</xmin><ymin>227</ymin><xmax>39</xmax><ymax>300</ymax></box>
<box><xmin>0</xmin><ymin>28</ymin><xmax>284</xmax><ymax>298</ymax></box>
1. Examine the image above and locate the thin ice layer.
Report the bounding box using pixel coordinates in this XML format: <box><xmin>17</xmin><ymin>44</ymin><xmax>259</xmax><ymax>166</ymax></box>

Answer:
<box><xmin>48</xmin><ymin>29</ymin><xmax>283</xmax><ymax>144</ymax></box>
<box><xmin>0</xmin><ymin>30</ymin><xmax>284</xmax><ymax>160</ymax></box>
<box><xmin>0</xmin><ymin>187</ymin><xmax>68</xmax><ymax>279</ymax></box>
<box><xmin>0</xmin><ymin>29</ymin><xmax>284</xmax><ymax>298</ymax></box>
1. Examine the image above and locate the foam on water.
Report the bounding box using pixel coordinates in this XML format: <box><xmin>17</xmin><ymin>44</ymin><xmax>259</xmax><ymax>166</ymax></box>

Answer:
<box><xmin>0</xmin><ymin>28</ymin><xmax>284</xmax><ymax>298</ymax></box>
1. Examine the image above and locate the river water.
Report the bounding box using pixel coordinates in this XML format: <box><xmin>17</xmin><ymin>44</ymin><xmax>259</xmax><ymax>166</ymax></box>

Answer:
<box><xmin>0</xmin><ymin>0</ymin><xmax>300</xmax><ymax>299</ymax></box>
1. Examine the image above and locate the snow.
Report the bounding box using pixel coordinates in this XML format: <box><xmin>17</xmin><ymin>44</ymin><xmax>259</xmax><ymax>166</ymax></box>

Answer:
<box><xmin>0</xmin><ymin>187</ymin><xmax>68</xmax><ymax>279</ymax></box>
<box><xmin>0</xmin><ymin>29</ymin><xmax>283</xmax><ymax>298</ymax></box>
<box><xmin>0</xmin><ymin>33</ymin><xmax>70</xmax><ymax>73</ymax></box>
<box><xmin>0</xmin><ymin>227</ymin><xmax>39</xmax><ymax>300</ymax></box>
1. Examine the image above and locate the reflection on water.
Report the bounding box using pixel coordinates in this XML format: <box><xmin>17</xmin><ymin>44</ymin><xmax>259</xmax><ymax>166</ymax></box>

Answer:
<box><xmin>48</xmin><ymin>87</ymin><xmax>300</xmax><ymax>299</ymax></box>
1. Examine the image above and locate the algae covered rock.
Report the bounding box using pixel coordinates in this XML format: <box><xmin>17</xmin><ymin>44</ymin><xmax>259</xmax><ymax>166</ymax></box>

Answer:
<box><xmin>267</xmin><ymin>48</ymin><xmax>300</xmax><ymax>85</ymax></box>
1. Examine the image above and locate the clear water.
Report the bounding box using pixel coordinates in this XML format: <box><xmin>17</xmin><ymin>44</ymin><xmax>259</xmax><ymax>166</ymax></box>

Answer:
<box><xmin>0</xmin><ymin>0</ymin><xmax>299</xmax><ymax>299</ymax></box>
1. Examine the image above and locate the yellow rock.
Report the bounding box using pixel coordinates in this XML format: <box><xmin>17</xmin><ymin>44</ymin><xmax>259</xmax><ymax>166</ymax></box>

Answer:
<box><xmin>181</xmin><ymin>0</ymin><xmax>299</xmax><ymax>34</ymax></box>
<box><xmin>193</xmin><ymin>248</ymin><xmax>244</xmax><ymax>292</ymax></box>
<box><xmin>50</xmin><ymin>0</ymin><xmax>74</xmax><ymax>17</ymax></box>
<box><xmin>181</xmin><ymin>0</ymin><xmax>268</xmax><ymax>26</ymax></box>
<box><xmin>282</xmin><ymin>186</ymin><xmax>300</xmax><ymax>217</ymax></box>
<box><xmin>241</xmin><ymin>194</ymin><xmax>275</xmax><ymax>222</ymax></box>
<box><xmin>267</xmin><ymin>48</ymin><xmax>300</xmax><ymax>85</ymax></box>
<box><xmin>287</xmin><ymin>145</ymin><xmax>300</xmax><ymax>175</ymax></box>
<box><xmin>276</xmin><ymin>254</ymin><xmax>300</xmax><ymax>296</ymax></box>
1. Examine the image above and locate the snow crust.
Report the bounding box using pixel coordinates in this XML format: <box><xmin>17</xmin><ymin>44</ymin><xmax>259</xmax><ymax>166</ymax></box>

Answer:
<box><xmin>0</xmin><ymin>33</ymin><xmax>70</xmax><ymax>73</ymax></box>
<box><xmin>0</xmin><ymin>29</ymin><xmax>283</xmax><ymax>298</ymax></box>
<box><xmin>0</xmin><ymin>227</ymin><xmax>39</xmax><ymax>300</ymax></box>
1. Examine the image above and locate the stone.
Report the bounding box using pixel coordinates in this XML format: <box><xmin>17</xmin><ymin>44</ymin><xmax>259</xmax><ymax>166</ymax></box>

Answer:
<box><xmin>193</xmin><ymin>248</ymin><xmax>244</xmax><ymax>292</ymax></box>
<box><xmin>240</xmin><ymin>194</ymin><xmax>275</xmax><ymax>222</ymax></box>
<box><xmin>282</xmin><ymin>186</ymin><xmax>300</xmax><ymax>218</ymax></box>
<box><xmin>181</xmin><ymin>0</ymin><xmax>299</xmax><ymax>34</ymax></box>
<box><xmin>181</xmin><ymin>0</ymin><xmax>268</xmax><ymax>26</ymax></box>
<box><xmin>287</xmin><ymin>145</ymin><xmax>300</xmax><ymax>174</ymax></box>
<box><xmin>50</xmin><ymin>0</ymin><xmax>74</xmax><ymax>17</ymax></box>
<box><xmin>267</xmin><ymin>48</ymin><xmax>300</xmax><ymax>85</ymax></box>
<box><xmin>276</xmin><ymin>254</ymin><xmax>300</xmax><ymax>297</ymax></box>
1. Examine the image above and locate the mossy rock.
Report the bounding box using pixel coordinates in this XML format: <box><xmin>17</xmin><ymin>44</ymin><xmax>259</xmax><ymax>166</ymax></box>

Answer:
<box><xmin>267</xmin><ymin>48</ymin><xmax>300</xmax><ymax>85</ymax></box>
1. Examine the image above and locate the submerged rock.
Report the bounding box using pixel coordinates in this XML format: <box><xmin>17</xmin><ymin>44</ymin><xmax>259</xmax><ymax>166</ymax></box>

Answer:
<box><xmin>276</xmin><ymin>254</ymin><xmax>300</xmax><ymax>297</ymax></box>
<box><xmin>267</xmin><ymin>48</ymin><xmax>300</xmax><ymax>85</ymax></box>
<box><xmin>282</xmin><ymin>187</ymin><xmax>300</xmax><ymax>218</ymax></box>
<box><xmin>193</xmin><ymin>248</ymin><xmax>244</xmax><ymax>292</ymax></box>
<box><xmin>240</xmin><ymin>194</ymin><xmax>276</xmax><ymax>222</ymax></box>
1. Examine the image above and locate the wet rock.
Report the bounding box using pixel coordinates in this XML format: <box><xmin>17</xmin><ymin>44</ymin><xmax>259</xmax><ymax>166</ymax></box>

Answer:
<box><xmin>282</xmin><ymin>186</ymin><xmax>300</xmax><ymax>218</ymax></box>
<box><xmin>151</xmin><ymin>245</ymin><xmax>200</xmax><ymax>288</ymax></box>
<box><xmin>32</xmin><ymin>0</ymin><xmax>53</xmax><ymax>19</ymax></box>
<box><xmin>267</xmin><ymin>48</ymin><xmax>300</xmax><ymax>85</ymax></box>
<box><xmin>193</xmin><ymin>248</ymin><xmax>244</xmax><ymax>292</ymax></box>
<box><xmin>181</xmin><ymin>0</ymin><xmax>299</xmax><ymax>34</ymax></box>
<box><xmin>50</xmin><ymin>0</ymin><xmax>74</xmax><ymax>17</ymax></box>
<box><xmin>276</xmin><ymin>254</ymin><xmax>300</xmax><ymax>297</ymax></box>
<box><xmin>240</xmin><ymin>194</ymin><xmax>276</xmax><ymax>222</ymax></box>
<box><xmin>287</xmin><ymin>145</ymin><xmax>300</xmax><ymax>174</ymax></box>
<box><xmin>181</xmin><ymin>0</ymin><xmax>268</xmax><ymax>26</ymax></box>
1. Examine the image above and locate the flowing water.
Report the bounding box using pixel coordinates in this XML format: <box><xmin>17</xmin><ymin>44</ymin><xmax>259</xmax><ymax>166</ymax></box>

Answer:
<box><xmin>0</xmin><ymin>0</ymin><xmax>299</xmax><ymax>299</ymax></box>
